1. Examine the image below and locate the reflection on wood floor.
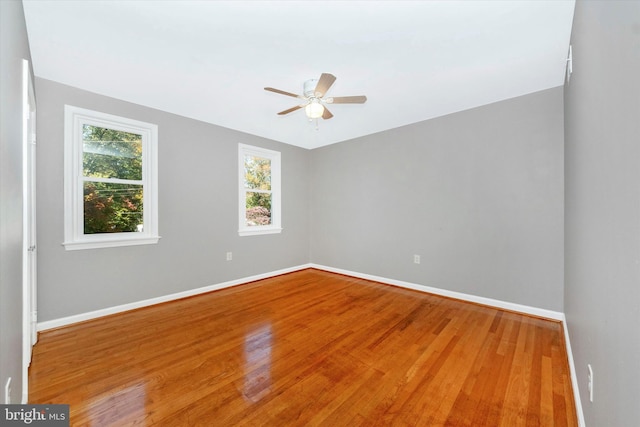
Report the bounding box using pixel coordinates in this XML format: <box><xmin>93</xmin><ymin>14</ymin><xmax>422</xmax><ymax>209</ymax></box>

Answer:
<box><xmin>29</xmin><ymin>268</ymin><xmax>577</xmax><ymax>426</ymax></box>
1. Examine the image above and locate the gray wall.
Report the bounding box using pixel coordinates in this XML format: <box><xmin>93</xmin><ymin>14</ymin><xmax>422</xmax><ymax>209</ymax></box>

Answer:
<box><xmin>564</xmin><ymin>1</ymin><xmax>640</xmax><ymax>426</ymax></box>
<box><xmin>36</xmin><ymin>79</ymin><xmax>310</xmax><ymax>321</ymax></box>
<box><xmin>0</xmin><ymin>0</ymin><xmax>32</xmax><ymax>404</ymax></box>
<box><xmin>36</xmin><ymin>80</ymin><xmax>567</xmax><ymax>321</ymax></box>
<box><xmin>311</xmin><ymin>88</ymin><xmax>565</xmax><ymax>311</ymax></box>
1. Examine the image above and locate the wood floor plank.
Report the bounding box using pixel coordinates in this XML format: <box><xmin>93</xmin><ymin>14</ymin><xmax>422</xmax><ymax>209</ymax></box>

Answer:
<box><xmin>29</xmin><ymin>268</ymin><xmax>577</xmax><ymax>426</ymax></box>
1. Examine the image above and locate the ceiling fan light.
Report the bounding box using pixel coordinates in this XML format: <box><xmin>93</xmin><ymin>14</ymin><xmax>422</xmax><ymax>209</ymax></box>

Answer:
<box><xmin>305</xmin><ymin>100</ymin><xmax>324</xmax><ymax>119</ymax></box>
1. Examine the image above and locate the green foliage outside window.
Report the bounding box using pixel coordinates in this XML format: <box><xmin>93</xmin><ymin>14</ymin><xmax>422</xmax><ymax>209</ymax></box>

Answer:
<box><xmin>82</xmin><ymin>125</ymin><xmax>144</xmax><ymax>234</ymax></box>
<box><xmin>244</xmin><ymin>156</ymin><xmax>272</xmax><ymax>226</ymax></box>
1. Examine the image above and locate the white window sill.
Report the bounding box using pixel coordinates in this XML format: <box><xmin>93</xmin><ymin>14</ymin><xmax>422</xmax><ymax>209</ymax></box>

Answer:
<box><xmin>63</xmin><ymin>236</ymin><xmax>161</xmax><ymax>250</ymax></box>
<box><xmin>238</xmin><ymin>227</ymin><xmax>283</xmax><ymax>237</ymax></box>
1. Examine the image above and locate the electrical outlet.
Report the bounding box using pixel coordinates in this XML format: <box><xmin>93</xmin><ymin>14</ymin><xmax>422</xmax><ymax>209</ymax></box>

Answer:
<box><xmin>4</xmin><ymin>377</ymin><xmax>11</xmax><ymax>404</ymax></box>
<box><xmin>413</xmin><ymin>254</ymin><xmax>421</xmax><ymax>264</ymax></box>
<box><xmin>587</xmin><ymin>364</ymin><xmax>594</xmax><ymax>402</ymax></box>
<box><xmin>226</xmin><ymin>252</ymin><xmax>232</xmax><ymax>261</ymax></box>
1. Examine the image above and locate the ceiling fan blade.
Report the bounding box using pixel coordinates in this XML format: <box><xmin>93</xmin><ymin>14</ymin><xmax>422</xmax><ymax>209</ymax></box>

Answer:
<box><xmin>325</xmin><ymin>95</ymin><xmax>367</xmax><ymax>104</ymax></box>
<box><xmin>314</xmin><ymin>73</ymin><xmax>336</xmax><ymax>98</ymax></box>
<box><xmin>322</xmin><ymin>106</ymin><xmax>334</xmax><ymax>120</ymax></box>
<box><xmin>277</xmin><ymin>105</ymin><xmax>304</xmax><ymax>115</ymax></box>
<box><xmin>265</xmin><ymin>87</ymin><xmax>304</xmax><ymax>99</ymax></box>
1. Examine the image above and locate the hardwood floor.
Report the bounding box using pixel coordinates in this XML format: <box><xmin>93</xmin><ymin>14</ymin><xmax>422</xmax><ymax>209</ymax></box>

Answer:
<box><xmin>29</xmin><ymin>269</ymin><xmax>577</xmax><ymax>426</ymax></box>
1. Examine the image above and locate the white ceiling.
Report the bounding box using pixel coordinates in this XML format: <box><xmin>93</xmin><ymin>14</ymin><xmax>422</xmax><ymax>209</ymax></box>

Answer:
<box><xmin>22</xmin><ymin>0</ymin><xmax>575</xmax><ymax>149</ymax></box>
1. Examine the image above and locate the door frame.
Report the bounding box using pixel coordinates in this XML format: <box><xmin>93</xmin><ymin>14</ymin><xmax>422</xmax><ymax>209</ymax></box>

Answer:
<box><xmin>22</xmin><ymin>58</ymin><xmax>37</xmax><ymax>404</ymax></box>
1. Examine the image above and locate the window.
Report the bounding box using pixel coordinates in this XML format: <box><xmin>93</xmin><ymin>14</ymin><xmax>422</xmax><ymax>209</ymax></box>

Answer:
<box><xmin>238</xmin><ymin>144</ymin><xmax>281</xmax><ymax>236</ymax></box>
<box><xmin>64</xmin><ymin>105</ymin><xmax>159</xmax><ymax>250</ymax></box>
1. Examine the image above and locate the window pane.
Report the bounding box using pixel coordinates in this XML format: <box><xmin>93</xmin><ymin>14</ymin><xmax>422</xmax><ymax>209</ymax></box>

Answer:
<box><xmin>245</xmin><ymin>192</ymin><xmax>272</xmax><ymax>226</ymax></box>
<box><xmin>83</xmin><ymin>125</ymin><xmax>142</xmax><ymax>180</ymax></box>
<box><xmin>244</xmin><ymin>156</ymin><xmax>271</xmax><ymax>190</ymax></box>
<box><xmin>84</xmin><ymin>181</ymin><xmax>143</xmax><ymax>234</ymax></box>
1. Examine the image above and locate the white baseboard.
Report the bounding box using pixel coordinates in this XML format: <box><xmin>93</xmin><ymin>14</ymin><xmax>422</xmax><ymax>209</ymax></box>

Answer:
<box><xmin>37</xmin><ymin>264</ymin><xmax>312</xmax><ymax>331</ymax></box>
<box><xmin>560</xmin><ymin>314</ymin><xmax>586</xmax><ymax>427</ymax></box>
<box><xmin>38</xmin><ymin>263</ymin><xmax>563</xmax><ymax>331</ymax></box>
<box><xmin>309</xmin><ymin>264</ymin><xmax>564</xmax><ymax>320</ymax></box>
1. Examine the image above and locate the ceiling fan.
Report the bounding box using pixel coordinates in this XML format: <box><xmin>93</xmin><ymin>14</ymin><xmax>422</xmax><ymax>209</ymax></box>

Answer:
<box><xmin>264</xmin><ymin>73</ymin><xmax>367</xmax><ymax>120</ymax></box>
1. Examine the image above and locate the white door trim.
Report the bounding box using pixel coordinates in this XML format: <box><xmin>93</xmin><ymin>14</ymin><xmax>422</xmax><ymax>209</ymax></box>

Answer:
<box><xmin>22</xmin><ymin>58</ymin><xmax>37</xmax><ymax>404</ymax></box>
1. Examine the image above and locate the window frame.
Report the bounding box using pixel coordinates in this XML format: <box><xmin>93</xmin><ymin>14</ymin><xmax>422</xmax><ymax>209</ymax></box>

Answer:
<box><xmin>63</xmin><ymin>105</ymin><xmax>159</xmax><ymax>250</ymax></box>
<box><xmin>238</xmin><ymin>143</ymin><xmax>282</xmax><ymax>236</ymax></box>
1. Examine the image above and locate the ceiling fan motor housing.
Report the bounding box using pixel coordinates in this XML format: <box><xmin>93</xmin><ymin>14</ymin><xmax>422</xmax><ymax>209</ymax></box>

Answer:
<box><xmin>304</xmin><ymin>79</ymin><xmax>319</xmax><ymax>98</ymax></box>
